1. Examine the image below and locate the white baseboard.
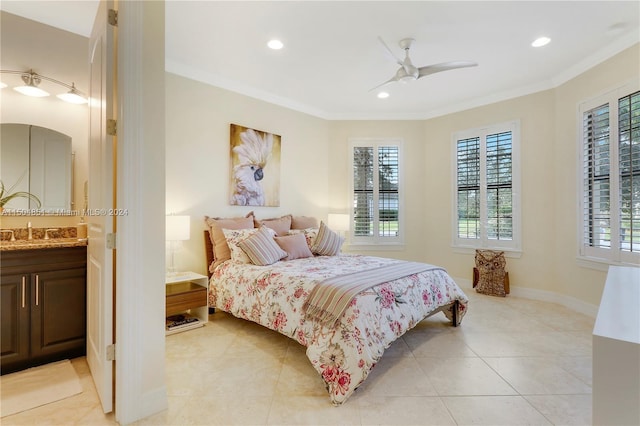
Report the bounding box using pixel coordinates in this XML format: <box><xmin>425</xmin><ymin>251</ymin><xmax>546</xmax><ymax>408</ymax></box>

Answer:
<box><xmin>453</xmin><ymin>277</ymin><xmax>599</xmax><ymax>318</ymax></box>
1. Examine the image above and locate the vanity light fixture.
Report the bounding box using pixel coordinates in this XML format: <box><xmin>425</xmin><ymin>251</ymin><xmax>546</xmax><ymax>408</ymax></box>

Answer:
<box><xmin>1</xmin><ymin>69</ymin><xmax>88</xmax><ymax>104</ymax></box>
<box><xmin>57</xmin><ymin>83</ymin><xmax>88</xmax><ymax>104</ymax></box>
<box><xmin>14</xmin><ymin>72</ymin><xmax>49</xmax><ymax>97</ymax></box>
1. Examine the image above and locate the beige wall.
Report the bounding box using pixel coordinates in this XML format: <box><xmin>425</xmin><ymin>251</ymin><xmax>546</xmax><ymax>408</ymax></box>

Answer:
<box><xmin>553</xmin><ymin>44</ymin><xmax>640</xmax><ymax>306</ymax></box>
<box><xmin>420</xmin><ymin>91</ymin><xmax>557</xmax><ymax>292</ymax></box>
<box><xmin>165</xmin><ymin>73</ymin><xmax>329</xmax><ymax>275</ymax></box>
<box><xmin>167</xmin><ymin>43</ymin><xmax>639</xmax><ymax>312</ymax></box>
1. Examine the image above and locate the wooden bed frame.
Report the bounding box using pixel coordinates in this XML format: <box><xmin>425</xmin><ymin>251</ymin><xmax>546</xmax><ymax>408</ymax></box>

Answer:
<box><xmin>204</xmin><ymin>230</ymin><xmax>214</xmax><ymax>279</ymax></box>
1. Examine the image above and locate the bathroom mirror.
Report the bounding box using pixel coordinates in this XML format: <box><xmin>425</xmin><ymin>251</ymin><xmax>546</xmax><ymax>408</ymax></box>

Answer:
<box><xmin>1</xmin><ymin>123</ymin><xmax>73</xmax><ymax>212</ymax></box>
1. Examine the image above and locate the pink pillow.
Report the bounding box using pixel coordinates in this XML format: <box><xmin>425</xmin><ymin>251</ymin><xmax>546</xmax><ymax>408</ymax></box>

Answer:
<box><xmin>291</xmin><ymin>216</ymin><xmax>318</xmax><ymax>229</ymax></box>
<box><xmin>254</xmin><ymin>215</ymin><xmax>292</xmax><ymax>236</ymax></box>
<box><xmin>205</xmin><ymin>212</ymin><xmax>254</xmax><ymax>268</ymax></box>
<box><xmin>287</xmin><ymin>228</ymin><xmax>318</xmax><ymax>250</ymax></box>
<box><xmin>275</xmin><ymin>233</ymin><xmax>314</xmax><ymax>260</ymax></box>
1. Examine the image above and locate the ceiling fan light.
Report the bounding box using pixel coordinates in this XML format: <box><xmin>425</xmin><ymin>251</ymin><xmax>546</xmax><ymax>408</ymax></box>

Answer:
<box><xmin>14</xmin><ymin>85</ymin><xmax>50</xmax><ymax>97</ymax></box>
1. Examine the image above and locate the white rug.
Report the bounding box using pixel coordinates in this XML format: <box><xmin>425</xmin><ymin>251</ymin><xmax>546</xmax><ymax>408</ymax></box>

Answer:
<box><xmin>0</xmin><ymin>359</ymin><xmax>82</xmax><ymax>417</ymax></box>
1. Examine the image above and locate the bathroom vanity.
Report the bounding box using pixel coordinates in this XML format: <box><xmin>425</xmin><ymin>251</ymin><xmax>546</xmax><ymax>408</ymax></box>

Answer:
<box><xmin>0</xmin><ymin>241</ymin><xmax>87</xmax><ymax>374</ymax></box>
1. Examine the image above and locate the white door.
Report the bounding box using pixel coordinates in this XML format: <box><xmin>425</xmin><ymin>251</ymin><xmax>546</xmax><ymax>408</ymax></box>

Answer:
<box><xmin>87</xmin><ymin>0</ymin><xmax>116</xmax><ymax>413</ymax></box>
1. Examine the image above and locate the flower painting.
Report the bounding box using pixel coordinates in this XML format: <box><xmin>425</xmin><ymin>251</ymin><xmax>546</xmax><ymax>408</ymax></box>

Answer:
<box><xmin>229</xmin><ymin>124</ymin><xmax>281</xmax><ymax>206</ymax></box>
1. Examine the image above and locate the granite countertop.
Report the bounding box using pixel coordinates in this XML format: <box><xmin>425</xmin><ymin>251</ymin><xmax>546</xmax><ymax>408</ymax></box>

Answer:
<box><xmin>0</xmin><ymin>237</ymin><xmax>88</xmax><ymax>251</ymax></box>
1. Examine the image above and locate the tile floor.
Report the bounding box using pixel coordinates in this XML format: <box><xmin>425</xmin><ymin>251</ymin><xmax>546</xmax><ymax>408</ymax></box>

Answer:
<box><xmin>1</xmin><ymin>290</ymin><xmax>595</xmax><ymax>425</ymax></box>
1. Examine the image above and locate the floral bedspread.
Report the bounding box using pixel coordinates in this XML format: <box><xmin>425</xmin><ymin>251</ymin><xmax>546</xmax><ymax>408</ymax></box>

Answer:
<box><xmin>208</xmin><ymin>254</ymin><xmax>468</xmax><ymax>405</ymax></box>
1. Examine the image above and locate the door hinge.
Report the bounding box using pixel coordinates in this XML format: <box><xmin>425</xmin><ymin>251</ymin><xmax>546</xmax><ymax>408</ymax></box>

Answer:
<box><xmin>108</xmin><ymin>9</ymin><xmax>118</xmax><ymax>26</ymax></box>
<box><xmin>106</xmin><ymin>233</ymin><xmax>117</xmax><ymax>250</ymax></box>
<box><xmin>107</xmin><ymin>119</ymin><xmax>117</xmax><ymax>136</ymax></box>
<box><xmin>106</xmin><ymin>344</ymin><xmax>116</xmax><ymax>361</ymax></box>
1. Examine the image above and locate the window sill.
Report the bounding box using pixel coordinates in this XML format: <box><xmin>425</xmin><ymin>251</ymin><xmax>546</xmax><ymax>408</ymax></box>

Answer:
<box><xmin>576</xmin><ymin>255</ymin><xmax>639</xmax><ymax>272</ymax></box>
<box><xmin>452</xmin><ymin>245</ymin><xmax>523</xmax><ymax>258</ymax></box>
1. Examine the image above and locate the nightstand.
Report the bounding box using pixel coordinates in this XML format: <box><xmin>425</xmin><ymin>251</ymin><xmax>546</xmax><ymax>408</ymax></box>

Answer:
<box><xmin>165</xmin><ymin>272</ymin><xmax>208</xmax><ymax>335</ymax></box>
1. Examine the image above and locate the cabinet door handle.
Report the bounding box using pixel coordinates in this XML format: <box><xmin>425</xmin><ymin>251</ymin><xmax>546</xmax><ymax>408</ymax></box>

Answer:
<box><xmin>35</xmin><ymin>274</ymin><xmax>39</xmax><ymax>306</ymax></box>
<box><xmin>21</xmin><ymin>276</ymin><xmax>26</xmax><ymax>308</ymax></box>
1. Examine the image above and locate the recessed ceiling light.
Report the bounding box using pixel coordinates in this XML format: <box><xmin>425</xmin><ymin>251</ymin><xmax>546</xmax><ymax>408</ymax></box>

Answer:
<box><xmin>267</xmin><ymin>39</ymin><xmax>284</xmax><ymax>50</ymax></box>
<box><xmin>0</xmin><ymin>82</ymin><xmax>6</xmax><ymax>89</ymax></box>
<box><xmin>531</xmin><ymin>36</ymin><xmax>551</xmax><ymax>47</ymax></box>
<box><xmin>377</xmin><ymin>91</ymin><xmax>389</xmax><ymax>99</ymax></box>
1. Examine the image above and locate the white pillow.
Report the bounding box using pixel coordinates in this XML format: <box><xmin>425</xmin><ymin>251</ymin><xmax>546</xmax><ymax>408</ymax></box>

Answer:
<box><xmin>223</xmin><ymin>227</ymin><xmax>261</xmax><ymax>263</ymax></box>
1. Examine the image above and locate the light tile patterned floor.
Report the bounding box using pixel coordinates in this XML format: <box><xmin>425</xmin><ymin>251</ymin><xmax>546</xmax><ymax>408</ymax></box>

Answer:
<box><xmin>1</xmin><ymin>291</ymin><xmax>595</xmax><ymax>425</ymax></box>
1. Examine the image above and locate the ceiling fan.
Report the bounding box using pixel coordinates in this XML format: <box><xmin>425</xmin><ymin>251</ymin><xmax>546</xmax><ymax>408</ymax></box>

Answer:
<box><xmin>372</xmin><ymin>37</ymin><xmax>478</xmax><ymax>90</ymax></box>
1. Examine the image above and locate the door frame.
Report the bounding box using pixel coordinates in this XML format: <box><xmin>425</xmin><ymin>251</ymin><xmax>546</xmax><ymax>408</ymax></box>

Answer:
<box><xmin>113</xmin><ymin>1</ymin><xmax>168</xmax><ymax>423</ymax></box>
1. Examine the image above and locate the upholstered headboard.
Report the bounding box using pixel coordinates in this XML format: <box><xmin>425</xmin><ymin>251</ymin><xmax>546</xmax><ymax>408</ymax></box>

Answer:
<box><xmin>204</xmin><ymin>230</ymin><xmax>214</xmax><ymax>278</ymax></box>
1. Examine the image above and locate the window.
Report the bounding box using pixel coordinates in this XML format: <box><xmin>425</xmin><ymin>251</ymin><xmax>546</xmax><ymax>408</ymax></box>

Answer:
<box><xmin>579</xmin><ymin>84</ymin><xmax>640</xmax><ymax>265</ymax></box>
<box><xmin>349</xmin><ymin>138</ymin><xmax>403</xmax><ymax>246</ymax></box>
<box><xmin>453</xmin><ymin>121</ymin><xmax>521</xmax><ymax>251</ymax></box>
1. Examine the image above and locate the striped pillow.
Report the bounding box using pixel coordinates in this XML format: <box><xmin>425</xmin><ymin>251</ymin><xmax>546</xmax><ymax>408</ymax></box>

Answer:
<box><xmin>311</xmin><ymin>221</ymin><xmax>344</xmax><ymax>256</ymax></box>
<box><xmin>239</xmin><ymin>226</ymin><xmax>287</xmax><ymax>266</ymax></box>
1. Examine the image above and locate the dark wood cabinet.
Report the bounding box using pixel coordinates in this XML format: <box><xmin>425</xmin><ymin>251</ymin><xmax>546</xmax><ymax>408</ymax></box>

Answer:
<box><xmin>1</xmin><ymin>246</ymin><xmax>87</xmax><ymax>374</ymax></box>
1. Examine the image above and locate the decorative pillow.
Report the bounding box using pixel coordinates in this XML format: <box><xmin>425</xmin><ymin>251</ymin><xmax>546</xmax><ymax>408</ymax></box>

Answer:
<box><xmin>287</xmin><ymin>227</ymin><xmax>318</xmax><ymax>250</ymax></box>
<box><xmin>310</xmin><ymin>221</ymin><xmax>344</xmax><ymax>256</ymax></box>
<box><xmin>291</xmin><ymin>216</ymin><xmax>318</xmax><ymax>229</ymax></box>
<box><xmin>238</xmin><ymin>226</ymin><xmax>287</xmax><ymax>266</ymax></box>
<box><xmin>222</xmin><ymin>227</ymin><xmax>261</xmax><ymax>264</ymax></box>
<box><xmin>205</xmin><ymin>212</ymin><xmax>254</xmax><ymax>268</ymax></box>
<box><xmin>275</xmin><ymin>233</ymin><xmax>314</xmax><ymax>260</ymax></box>
<box><xmin>254</xmin><ymin>214</ymin><xmax>292</xmax><ymax>236</ymax></box>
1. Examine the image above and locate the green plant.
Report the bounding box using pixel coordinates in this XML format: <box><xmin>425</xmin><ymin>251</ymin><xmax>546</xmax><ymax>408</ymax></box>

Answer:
<box><xmin>0</xmin><ymin>179</ymin><xmax>41</xmax><ymax>209</ymax></box>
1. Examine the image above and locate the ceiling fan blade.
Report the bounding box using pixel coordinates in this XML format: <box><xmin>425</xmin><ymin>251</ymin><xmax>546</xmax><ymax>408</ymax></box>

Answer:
<box><xmin>369</xmin><ymin>75</ymin><xmax>400</xmax><ymax>92</ymax></box>
<box><xmin>417</xmin><ymin>61</ymin><xmax>478</xmax><ymax>78</ymax></box>
<box><xmin>377</xmin><ymin>36</ymin><xmax>403</xmax><ymax>66</ymax></box>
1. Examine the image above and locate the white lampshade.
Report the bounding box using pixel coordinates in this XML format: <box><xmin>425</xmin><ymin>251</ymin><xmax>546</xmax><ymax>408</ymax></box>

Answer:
<box><xmin>328</xmin><ymin>213</ymin><xmax>350</xmax><ymax>232</ymax></box>
<box><xmin>57</xmin><ymin>86</ymin><xmax>88</xmax><ymax>104</ymax></box>
<box><xmin>166</xmin><ymin>215</ymin><xmax>190</xmax><ymax>241</ymax></box>
<box><xmin>14</xmin><ymin>84</ymin><xmax>49</xmax><ymax>97</ymax></box>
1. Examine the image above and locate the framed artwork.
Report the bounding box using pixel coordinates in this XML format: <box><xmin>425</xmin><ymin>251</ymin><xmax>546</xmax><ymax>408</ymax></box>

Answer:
<box><xmin>229</xmin><ymin>124</ymin><xmax>281</xmax><ymax>206</ymax></box>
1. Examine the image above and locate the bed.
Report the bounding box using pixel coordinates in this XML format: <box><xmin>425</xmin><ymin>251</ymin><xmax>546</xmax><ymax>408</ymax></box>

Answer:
<box><xmin>204</xmin><ymin>219</ymin><xmax>468</xmax><ymax>405</ymax></box>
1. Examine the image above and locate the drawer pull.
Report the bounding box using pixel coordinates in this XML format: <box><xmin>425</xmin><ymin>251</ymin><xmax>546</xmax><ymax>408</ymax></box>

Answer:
<box><xmin>35</xmin><ymin>275</ymin><xmax>39</xmax><ymax>306</ymax></box>
<box><xmin>21</xmin><ymin>276</ymin><xmax>26</xmax><ymax>308</ymax></box>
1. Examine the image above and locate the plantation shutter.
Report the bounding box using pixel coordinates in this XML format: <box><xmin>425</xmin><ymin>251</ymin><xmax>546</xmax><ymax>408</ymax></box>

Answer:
<box><xmin>378</xmin><ymin>146</ymin><xmax>399</xmax><ymax>237</ymax></box>
<box><xmin>582</xmin><ymin>102</ymin><xmax>611</xmax><ymax>250</ymax></box>
<box><xmin>456</xmin><ymin>137</ymin><xmax>480</xmax><ymax>239</ymax></box>
<box><xmin>353</xmin><ymin>147</ymin><xmax>374</xmax><ymax>237</ymax></box>
<box><xmin>351</xmin><ymin>140</ymin><xmax>402</xmax><ymax>244</ymax></box>
<box><xmin>618</xmin><ymin>91</ymin><xmax>640</xmax><ymax>253</ymax></box>
<box><xmin>486</xmin><ymin>131</ymin><xmax>513</xmax><ymax>240</ymax></box>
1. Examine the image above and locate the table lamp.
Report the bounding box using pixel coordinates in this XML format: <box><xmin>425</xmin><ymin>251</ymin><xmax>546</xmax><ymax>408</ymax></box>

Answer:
<box><xmin>166</xmin><ymin>215</ymin><xmax>190</xmax><ymax>275</ymax></box>
<box><xmin>328</xmin><ymin>213</ymin><xmax>350</xmax><ymax>237</ymax></box>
